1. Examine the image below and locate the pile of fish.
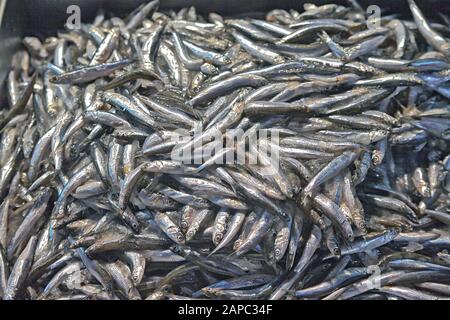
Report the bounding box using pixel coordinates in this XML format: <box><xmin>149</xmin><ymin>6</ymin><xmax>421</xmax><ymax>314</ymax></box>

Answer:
<box><xmin>1</xmin><ymin>0</ymin><xmax>450</xmax><ymax>300</ymax></box>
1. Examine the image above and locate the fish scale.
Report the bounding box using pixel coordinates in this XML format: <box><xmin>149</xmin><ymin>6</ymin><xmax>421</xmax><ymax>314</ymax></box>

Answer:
<box><xmin>0</xmin><ymin>0</ymin><xmax>449</xmax><ymax>300</ymax></box>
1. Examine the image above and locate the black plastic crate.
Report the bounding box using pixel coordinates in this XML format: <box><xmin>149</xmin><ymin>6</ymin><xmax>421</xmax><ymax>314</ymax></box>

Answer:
<box><xmin>0</xmin><ymin>0</ymin><xmax>447</xmax><ymax>97</ymax></box>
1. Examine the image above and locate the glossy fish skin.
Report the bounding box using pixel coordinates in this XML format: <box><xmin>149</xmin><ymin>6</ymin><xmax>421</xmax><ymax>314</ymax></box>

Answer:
<box><xmin>274</xmin><ymin>219</ymin><xmax>290</xmax><ymax>261</ymax></box>
<box><xmin>51</xmin><ymin>60</ymin><xmax>133</xmax><ymax>84</ymax></box>
<box><xmin>183</xmin><ymin>40</ymin><xmax>231</xmax><ymax>66</ymax></box>
<box><xmin>295</xmin><ymin>267</ymin><xmax>370</xmax><ymax>298</ymax></box>
<box><xmin>84</xmin><ymin>111</ymin><xmax>131</xmax><ymax>128</ymax></box>
<box><xmin>101</xmin><ymin>92</ymin><xmax>161</xmax><ymax>130</ymax></box>
<box><xmin>138</xmin><ymin>94</ymin><xmax>196</xmax><ymax>128</ymax></box>
<box><xmin>0</xmin><ymin>198</ymin><xmax>10</xmax><ymax>250</ymax></box>
<box><xmin>185</xmin><ymin>209</ymin><xmax>213</xmax><ymax>242</ymax></box>
<box><xmin>200</xmin><ymin>273</ymin><xmax>273</xmax><ymax>297</ymax></box>
<box><xmin>158</xmin><ymin>41</ymin><xmax>182</xmax><ymax>86</ymax></box>
<box><xmin>301</xmin><ymin>150</ymin><xmax>359</xmax><ymax>206</ymax></box>
<box><xmin>378</xmin><ymin>285</ymin><xmax>449</xmax><ymax>300</ymax></box>
<box><xmin>232</xmin><ymin>212</ymin><xmax>258</xmax><ymax>252</ymax></box>
<box><xmin>171</xmin><ymin>245</ymin><xmax>245</xmax><ymax>277</ymax></box>
<box><xmin>227</xmin><ymin>168</ymin><xmax>285</xmax><ymax>201</ymax></box>
<box><xmin>189</xmin><ymin>75</ymin><xmax>267</xmax><ymax>106</ymax></box>
<box><xmin>159</xmin><ymin>186</ymin><xmax>209</xmax><ymax>208</ymax></box>
<box><xmin>4</xmin><ymin>236</ymin><xmax>38</xmax><ymax>300</ymax></box>
<box><xmin>408</xmin><ymin>0</ymin><xmax>450</xmax><ymax>57</ymax></box>
<box><xmin>0</xmin><ymin>73</ymin><xmax>37</xmax><ymax>131</ymax></box>
<box><xmin>53</xmin><ymin>163</ymin><xmax>96</xmax><ymax>217</ymax></box>
<box><xmin>90</xmin><ymin>142</ymin><xmax>108</xmax><ymax>185</ymax></box>
<box><xmin>171</xmin><ymin>31</ymin><xmax>204</xmax><ymax>71</ymax></box>
<box><xmin>105</xmin><ymin>260</ymin><xmax>141</xmax><ymax>300</ymax></box>
<box><xmin>123</xmin><ymin>251</ymin><xmax>146</xmax><ymax>286</ymax></box>
<box><xmin>232</xmin><ymin>211</ymin><xmax>274</xmax><ymax>257</ymax></box>
<box><xmin>280</xmin><ymin>136</ymin><xmax>360</xmax><ymax>153</ymax></box>
<box><xmin>342</xmin><ymin>171</ymin><xmax>366</xmax><ymax>233</ymax></box>
<box><xmin>40</xmin><ymin>261</ymin><xmax>84</xmax><ymax>299</ymax></box>
<box><xmin>416</xmin><ymin>282</ymin><xmax>450</xmax><ymax>296</ymax></box>
<box><xmin>285</xmin><ymin>210</ymin><xmax>303</xmax><ymax>271</ymax></box>
<box><xmin>232</xmin><ymin>178</ymin><xmax>288</xmax><ymax>220</ymax></box>
<box><xmin>118</xmin><ymin>163</ymin><xmax>147</xmax><ymax>210</ymax></box>
<box><xmin>211</xmin><ymin>210</ymin><xmax>230</xmax><ymax>246</ymax></box>
<box><xmin>270</xmin><ymin>225</ymin><xmax>322</xmax><ymax>300</ymax></box>
<box><xmin>108</xmin><ymin>199</ymin><xmax>141</xmax><ymax>233</ymax></box>
<box><xmin>84</xmin><ymin>232</ymin><xmax>169</xmax><ymax>255</ymax></box>
<box><xmin>126</xmin><ymin>0</ymin><xmax>159</xmax><ymax>31</ymax></box>
<box><xmin>201</xmin><ymin>278</ymin><xmax>280</xmax><ymax>300</ymax></box>
<box><xmin>362</xmin><ymin>194</ymin><xmax>418</xmax><ymax>222</ymax></box>
<box><xmin>7</xmin><ymin>188</ymin><xmax>52</xmax><ymax>259</ymax></box>
<box><xmin>90</xmin><ymin>28</ymin><xmax>119</xmax><ymax>66</ymax></box>
<box><xmin>153</xmin><ymin>211</ymin><xmax>185</xmax><ymax>244</ymax></box>
<box><xmin>74</xmin><ymin>245</ymin><xmax>115</xmax><ymax>298</ymax></box>
<box><xmin>226</xmin><ymin>19</ymin><xmax>279</xmax><ymax>43</ymax></box>
<box><xmin>209</xmin><ymin>212</ymin><xmax>246</xmax><ymax>256</ymax></box>
<box><xmin>337</xmin><ymin>229</ymin><xmax>399</xmax><ymax>258</ymax></box>
<box><xmin>0</xmin><ymin>245</ymin><xmax>8</xmax><ymax>298</ymax></box>
<box><xmin>278</xmin><ymin>23</ymin><xmax>348</xmax><ymax>44</ymax></box>
<box><xmin>231</xmin><ymin>30</ymin><xmax>285</xmax><ymax>65</ymax></box>
<box><xmin>1</xmin><ymin>0</ymin><xmax>450</xmax><ymax>301</ymax></box>
<box><xmin>314</xmin><ymin>194</ymin><xmax>354</xmax><ymax>241</ymax></box>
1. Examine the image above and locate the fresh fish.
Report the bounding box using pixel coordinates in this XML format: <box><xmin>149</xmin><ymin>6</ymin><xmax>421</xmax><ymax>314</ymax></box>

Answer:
<box><xmin>0</xmin><ymin>0</ymin><xmax>448</xmax><ymax>301</ymax></box>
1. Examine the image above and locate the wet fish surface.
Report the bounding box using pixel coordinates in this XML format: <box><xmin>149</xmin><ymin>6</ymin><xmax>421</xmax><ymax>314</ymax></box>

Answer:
<box><xmin>0</xmin><ymin>0</ymin><xmax>449</xmax><ymax>300</ymax></box>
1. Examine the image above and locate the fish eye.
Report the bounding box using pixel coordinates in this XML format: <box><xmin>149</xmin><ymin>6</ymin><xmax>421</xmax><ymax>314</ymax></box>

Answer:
<box><xmin>6</xmin><ymin>0</ymin><xmax>450</xmax><ymax>301</ymax></box>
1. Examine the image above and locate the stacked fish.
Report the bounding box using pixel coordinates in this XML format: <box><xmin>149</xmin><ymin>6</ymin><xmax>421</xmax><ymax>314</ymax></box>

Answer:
<box><xmin>1</xmin><ymin>0</ymin><xmax>450</xmax><ymax>300</ymax></box>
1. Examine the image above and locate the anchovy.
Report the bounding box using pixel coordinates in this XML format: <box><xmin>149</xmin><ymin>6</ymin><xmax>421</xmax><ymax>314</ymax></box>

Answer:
<box><xmin>51</xmin><ymin>60</ymin><xmax>133</xmax><ymax>84</ymax></box>
<box><xmin>0</xmin><ymin>0</ymin><xmax>449</xmax><ymax>301</ymax></box>
<box><xmin>408</xmin><ymin>0</ymin><xmax>450</xmax><ymax>57</ymax></box>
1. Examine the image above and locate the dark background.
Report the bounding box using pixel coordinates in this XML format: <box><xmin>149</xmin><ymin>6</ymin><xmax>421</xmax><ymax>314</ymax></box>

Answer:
<box><xmin>0</xmin><ymin>0</ymin><xmax>449</xmax><ymax>99</ymax></box>
<box><xmin>13</xmin><ymin>0</ymin><xmax>450</xmax><ymax>36</ymax></box>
